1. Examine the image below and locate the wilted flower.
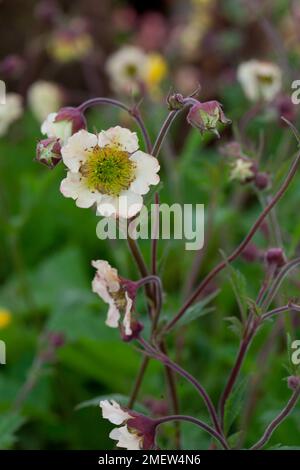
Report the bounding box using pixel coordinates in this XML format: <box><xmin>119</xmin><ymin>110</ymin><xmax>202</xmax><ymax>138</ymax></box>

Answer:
<box><xmin>48</xmin><ymin>19</ymin><xmax>93</xmax><ymax>63</ymax></box>
<box><xmin>41</xmin><ymin>107</ymin><xmax>86</xmax><ymax>144</ymax></box>
<box><xmin>0</xmin><ymin>308</ymin><xmax>12</xmax><ymax>329</ymax></box>
<box><xmin>28</xmin><ymin>81</ymin><xmax>63</xmax><ymax>122</ymax></box>
<box><xmin>187</xmin><ymin>100</ymin><xmax>231</xmax><ymax>136</ymax></box>
<box><xmin>100</xmin><ymin>400</ymin><xmax>156</xmax><ymax>450</ymax></box>
<box><xmin>36</xmin><ymin>138</ymin><xmax>62</xmax><ymax>169</ymax></box>
<box><xmin>92</xmin><ymin>260</ymin><xmax>136</xmax><ymax>335</ymax></box>
<box><xmin>230</xmin><ymin>158</ymin><xmax>256</xmax><ymax>183</ymax></box>
<box><xmin>60</xmin><ymin>126</ymin><xmax>160</xmax><ymax>219</ymax></box>
<box><xmin>0</xmin><ymin>93</ymin><xmax>23</xmax><ymax>136</ymax></box>
<box><xmin>237</xmin><ymin>60</ymin><xmax>282</xmax><ymax>102</ymax></box>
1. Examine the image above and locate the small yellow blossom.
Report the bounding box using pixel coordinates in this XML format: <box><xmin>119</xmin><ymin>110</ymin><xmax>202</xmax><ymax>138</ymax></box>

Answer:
<box><xmin>144</xmin><ymin>54</ymin><xmax>168</xmax><ymax>89</ymax></box>
<box><xmin>48</xmin><ymin>32</ymin><xmax>93</xmax><ymax>63</ymax></box>
<box><xmin>0</xmin><ymin>308</ymin><xmax>12</xmax><ymax>329</ymax></box>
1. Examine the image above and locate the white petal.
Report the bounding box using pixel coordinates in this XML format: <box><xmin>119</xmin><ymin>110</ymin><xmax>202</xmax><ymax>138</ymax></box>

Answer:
<box><xmin>123</xmin><ymin>293</ymin><xmax>133</xmax><ymax>336</ymax></box>
<box><xmin>100</xmin><ymin>400</ymin><xmax>131</xmax><ymax>425</ymax></box>
<box><xmin>92</xmin><ymin>274</ymin><xmax>112</xmax><ymax>304</ymax></box>
<box><xmin>106</xmin><ymin>301</ymin><xmax>121</xmax><ymax>328</ymax></box>
<box><xmin>109</xmin><ymin>426</ymin><xmax>141</xmax><ymax>450</ymax></box>
<box><xmin>130</xmin><ymin>151</ymin><xmax>160</xmax><ymax>195</ymax></box>
<box><xmin>61</xmin><ymin>129</ymin><xmax>98</xmax><ymax>172</ymax></box>
<box><xmin>98</xmin><ymin>126</ymin><xmax>139</xmax><ymax>153</ymax></box>
<box><xmin>41</xmin><ymin>113</ymin><xmax>57</xmax><ymax>136</ymax></box>
<box><xmin>60</xmin><ymin>172</ymin><xmax>98</xmax><ymax>208</ymax></box>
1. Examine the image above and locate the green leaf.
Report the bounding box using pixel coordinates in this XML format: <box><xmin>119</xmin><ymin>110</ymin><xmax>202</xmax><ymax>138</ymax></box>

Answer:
<box><xmin>224</xmin><ymin>378</ymin><xmax>248</xmax><ymax>434</ymax></box>
<box><xmin>0</xmin><ymin>412</ymin><xmax>25</xmax><ymax>450</ymax></box>
<box><xmin>76</xmin><ymin>394</ymin><xmax>148</xmax><ymax>415</ymax></box>
<box><xmin>221</xmin><ymin>251</ymin><xmax>248</xmax><ymax>322</ymax></box>
<box><xmin>224</xmin><ymin>316</ymin><xmax>243</xmax><ymax>337</ymax></box>
<box><xmin>173</xmin><ymin>290</ymin><xmax>220</xmax><ymax>328</ymax></box>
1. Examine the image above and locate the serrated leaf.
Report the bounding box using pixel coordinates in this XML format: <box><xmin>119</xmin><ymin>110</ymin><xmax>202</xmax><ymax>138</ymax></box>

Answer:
<box><xmin>76</xmin><ymin>393</ymin><xmax>148</xmax><ymax>415</ymax></box>
<box><xmin>224</xmin><ymin>378</ymin><xmax>248</xmax><ymax>434</ymax></box>
<box><xmin>224</xmin><ymin>316</ymin><xmax>243</xmax><ymax>337</ymax></box>
<box><xmin>220</xmin><ymin>250</ymin><xmax>248</xmax><ymax>322</ymax></box>
<box><xmin>174</xmin><ymin>290</ymin><xmax>220</xmax><ymax>328</ymax></box>
<box><xmin>0</xmin><ymin>412</ymin><xmax>25</xmax><ymax>450</ymax></box>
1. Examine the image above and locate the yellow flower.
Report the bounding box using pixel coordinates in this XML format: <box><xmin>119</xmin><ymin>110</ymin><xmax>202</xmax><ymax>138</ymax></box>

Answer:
<box><xmin>0</xmin><ymin>308</ymin><xmax>12</xmax><ymax>329</ymax></box>
<box><xmin>144</xmin><ymin>54</ymin><xmax>168</xmax><ymax>89</ymax></box>
<box><xmin>48</xmin><ymin>32</ymin><xmax>93</xmax><ymax>63</ymax></box>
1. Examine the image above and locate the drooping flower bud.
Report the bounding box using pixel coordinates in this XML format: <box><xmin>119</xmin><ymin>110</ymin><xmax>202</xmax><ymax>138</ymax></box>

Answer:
<box><xmin>36</xmin><ymin>137</ymin><xmax>62</xmax><ymax>169</ymax></box>
<box><xmin>187</xmin><ymin>100</ymin><xmax>231</xmax><ymax>137</ymax></box>
<box><xmin>41</xmin><ymin>107</ymin><xmax>86</xmax><ymax>143</ymax></box>
<box><xmin>265</xmin><ymin>248</ymin><xmax>286</xmax><ymax>269</ymax></box>
<box><xmin>254</xmin><ymin>172</ymin><xmax>270</xmax><ymax>190</ymax></box>
<box><xmin>167</xmin><ymin>92</ymin><xmax>185</xmax><ymax>111</ymax></box>
<box><xmin>100</xmin><ymin>400</ymin><xmax>156</xmax><ymax>450</ymax></box>
<box><xmin>287</xmin><ymin>376</ymin><xmax>300</xmax><ymax>391</ymax></box>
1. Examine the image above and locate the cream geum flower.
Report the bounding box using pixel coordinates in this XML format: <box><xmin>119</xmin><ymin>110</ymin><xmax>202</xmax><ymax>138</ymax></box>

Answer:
<box><xmin>60</xmin><ymin>126</ymin><xmax>160</xmax><ymax>218</ymax></box>
<box><xmin>28</xmin><ymin>81</ymin><xmax>63</xmax><ymax>122</ymax></box>
<box><xmin>237</xmin><ymin>60</ymin><xmax>282</xmax><ymax>102</ymax></box>
<box><xmin>230</xmin><ymin>158</ymin><xmax>255</xmax><ymax>183</ymax></box>
<box><xmin>92</xmin><ymin>260</ymin><xmax>133</xmax><ymax>334</ymax></box>
<box><xmin>106</xmin><ymin>46</ymin><xmax>148</xmax><ymax>94</ymax></box>
<box><xmin>0</xmin><ymin>93</ymin><xmax>23</xmax><ymax>137</ymax></box>
<box><xmin>100</xmin><ymin>400</ymin><xmax>156</xmax><ymax>450</ymax></box>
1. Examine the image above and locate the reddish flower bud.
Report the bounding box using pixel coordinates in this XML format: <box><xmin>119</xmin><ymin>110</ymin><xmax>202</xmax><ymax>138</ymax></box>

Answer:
<box><xmin>187</xmin><ymin>100</ymin><xmax>231</xmax><ymax>136</ymax></box>
<box><xmin>287</xmin><ymin>376</ymin><xmax>300</xmax><ymax>391</ymax></box>
<box><xmin>265</xmin><ymin>248</ymin><xmax>286</xmax><ymax>268</ymax></box>
<box><xmin>254</xmin><ymin>172</ymin><xmax>271</xmax><ymax>190</ymax></box>
<box><xmin>41</xmin><ymin>107</ymin><xmax>86</xmax><ymax>143</ymax></box>
<box><xmin>36</xmin><ymin>137</ymin><xmax>62</xmax><ymax>169</ymax></box>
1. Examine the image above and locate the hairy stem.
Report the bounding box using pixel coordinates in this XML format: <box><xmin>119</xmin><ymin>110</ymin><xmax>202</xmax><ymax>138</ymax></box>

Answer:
<box><xmin>163</xmin><ymin>151</ymin><xmax>300</xmax><ymax>334</ymax></box>
<box><xmin>155</xmin><ymin>415</ymin><xmax>229</xmax><ymax>450</ymax></box>
<box><xmin>250</xmin><ymin>386</ymin><xmax>300</xmax><ymax>450</ymax></box>
<box><xmin>78</xmin><ymin>97</ymin><xmax>152</xmax><ymax>153</ymax></box>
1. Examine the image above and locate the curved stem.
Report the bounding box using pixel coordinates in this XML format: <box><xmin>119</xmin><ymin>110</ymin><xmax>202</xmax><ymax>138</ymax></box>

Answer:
<box><xmin>262</xmin><ymin>303</ymin><xmax>300</xmax><ymax>322</ymax></box>
<box><xmin>163</xmin><ymin>151</ymin><xmax>300</xmax><ymax>334</ymax></box>
<box><xmin>152</xmin><ymin>110</ymin><xmax>180</xmax><ymax>158</ymax></box>
<box><xmin>219</xmin><ymin>316</ymin><xmax>258</xmax><ymax>428</ymax></box>
<box><xmin>155</xmin><ymin>415</ymin><xmax>229</xmax><ymax>450</ymax></box>
<box><xmin>128</xmin><ymin>356</ymin><xmax>150</xmax><ymax>409</ymax></box>
<box><xmin>250</xmin><ymin>386</ymin><xmax>300</xmax><ymax>450</ymax></box>
<box><xmin>138</xmin><ymin>337</ymin><xmax>223</xmax><ymax>436</ymax></box>
<box><xmin>260</xmin><ymin>257</ymin><xmax>300</xmax><ymax>310</ymax></box>
<box><xmin>136</xmin><ymin>275</ymin><xmax>163</xmax><ymax>324</ymax></box>
<box><xmin>78</xmin><ymin>97</ymin><xmax>152</xmax><ymax>153</ymax></box>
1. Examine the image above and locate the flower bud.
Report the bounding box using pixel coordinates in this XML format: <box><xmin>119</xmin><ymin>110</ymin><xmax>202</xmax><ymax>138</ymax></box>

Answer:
<box><xmin>167</xmin><ymin>92</ymin><xmax>185</xmax><ymax>111</ymax></box>
<box><xmin>36</xmin><ymin>137</ymin><xmax>62</xmax><ymax>169</ymax></box>
<box><xmin>254</xmin><ymin>172</ymin><xmax>270</xmax><ymax>190</ymax></box>
<box><xmin>265</xmin><ymin>248</ymin><xmax>286</xmax><ymax>268</ymax></box>
<box><xmin>187</xmin><ymin>100</ymin><xmax>231</xmax><ymax>136</ymax></box>
<box><xmin>41</xmin><ymin>107</ymin><xmax>86</xmax><ymax>143</ymax></box>
<box><xmin>287</xmin><ymin>376</ymin><xmax>300</xmax><ymax>391</ymax></box>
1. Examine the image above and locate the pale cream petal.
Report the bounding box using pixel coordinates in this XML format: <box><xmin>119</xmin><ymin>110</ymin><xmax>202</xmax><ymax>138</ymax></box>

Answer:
<box><xmin>100</xmin><ymin>400</ymin><xmax>131</xmax><ymax>425</ymax></box>
<box><xmin>130</xmin><ymin>151</ymin><xmax>160</xmax><ymax>195</ymax></box>
<box><xmin>98</xmin><ymin>126</ymin><xmax>139</xmax><ymax>153</ymax></box>
<box><xmin>109</xmin><ymin>426</ymin><xmax>141</xmax><ymax>450</ymax></box>
<box><xmin>123</xmin><ymin>293</ymin><xmax>133</xmax><ymax>336</ymax></box>
<box><xmin>60</xmin><ymin>171</ymin><xmax>97</xmax><ymax>208</ymax></box>
<box><xmin>61</xmin><ymin>129</ymin><xmax>98</xmax><ymax>172</ymax></box>
<box><xmin>106</xmin><ymin>301</ymin><xmax>121</xmax><ymax>328</ymax></box>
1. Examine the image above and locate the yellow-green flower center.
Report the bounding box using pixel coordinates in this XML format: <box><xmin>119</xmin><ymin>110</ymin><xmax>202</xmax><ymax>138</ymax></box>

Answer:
<box><xmin>257</xmin><ymin>73</ymin><xmax>274</xmax><ymax>85</ymax></box>
<box><xmin>81</xmin><ymin>146</ymin><xmax>136</xmax><ymax>196</ymax></box>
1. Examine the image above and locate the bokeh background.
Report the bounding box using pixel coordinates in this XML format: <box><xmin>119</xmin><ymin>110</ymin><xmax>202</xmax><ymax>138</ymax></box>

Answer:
<box><xmin>1</xmin><ymin>0</ymin><xmax>300</xmax><ymax>450</ymax></box>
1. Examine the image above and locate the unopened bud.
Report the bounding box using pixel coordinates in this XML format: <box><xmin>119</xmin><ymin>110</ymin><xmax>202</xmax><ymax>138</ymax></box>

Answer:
<box><xmin>287</xmin><ymin>375</ymin><xmax>300</xmax><ymax>391</ymax></box>
<box><xmin>265</xmin><ymin>248</ymin><xmax>286</xmax><ymax>268</ymax></box>
<box><xmin>187</xmin><ymin>100</ymin><xmax>231</xmax><ymax>137</ymax></box>
<box><xmin>254</xmin><ymin>172</ymin><xmax>270</xmax><ymax>190</ymax></box>
<box><xmin>36</xmin><ymin>137</ymin><xmax>62</xmax><ymax>169</ymax></box>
